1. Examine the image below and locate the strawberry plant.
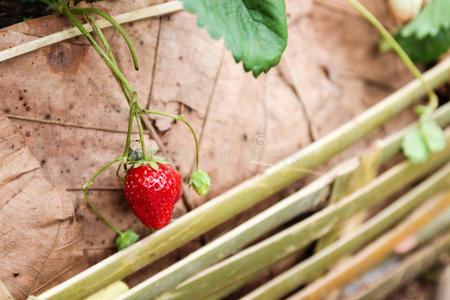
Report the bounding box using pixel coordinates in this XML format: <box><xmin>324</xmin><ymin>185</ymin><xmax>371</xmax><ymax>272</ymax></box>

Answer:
<box><xmin>32</xmin><ymin>0</ymin><xmax>288</xmax><ymax>250</ymax></box>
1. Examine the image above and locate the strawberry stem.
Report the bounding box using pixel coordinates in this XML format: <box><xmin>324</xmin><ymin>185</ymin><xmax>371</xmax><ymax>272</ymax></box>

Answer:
<box><xmin>84</xmin><ymin>11</ymin><xmax>147</xmax><ymax>168</ymax></box>
<box><xmin>63</xmin><ymin>8</ymin><xmax>136</xmax><ymax>102</ymax></box>
<box><xmin>83</xmin><ymin>156</ymin><xmax>124</xmax><ymax>235</ymax></box>
<box><xmin>140</xmin><ymin>108</ymin><xmax>201</xmax><ymax>171</ymax></box>
<box><xmin>70</xmin><ymin>7</ymin><xmax>139</xmax><ymax>71</ymax></box>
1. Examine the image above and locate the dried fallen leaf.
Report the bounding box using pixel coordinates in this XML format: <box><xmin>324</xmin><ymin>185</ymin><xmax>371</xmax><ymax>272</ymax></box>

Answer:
<box><xmin>0</xmin><ymin>114</ymin><xmax>87</xmax><ymax>299</ymax></box>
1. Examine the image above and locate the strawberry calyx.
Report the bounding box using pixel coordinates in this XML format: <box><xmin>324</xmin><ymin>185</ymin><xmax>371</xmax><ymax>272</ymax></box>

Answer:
<box><xmin>189</xmin><ymin>170</ymin><xmax>211</xmax><ymax>196</ymax></box>
<box><xmin>128</xmin><ymin>148</ymin><xmax>169</xmax><ymax>171</ymax></box>
<box><xmin>115</xmin><ymin>229</ymin><xmax>140</xmax><ymax>251</ymax></box>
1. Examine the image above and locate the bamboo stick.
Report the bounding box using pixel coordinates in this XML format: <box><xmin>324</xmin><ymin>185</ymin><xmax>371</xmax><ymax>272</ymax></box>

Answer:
<box><xmin>341</xmin><ymin>206</ymin><xmax>450</xmax><ymax>299</ymax></box>
<box><xmin>395</xmin><ymin>206</ymin><xmax>450</xmax><ymax>254</ymax></box>
<box><xmin>286</xmin><ymin>192</ymin><xmax>450</xmax><ymax>300</ymax></box>
<box><xmin>117</xmin><ymin>102</ymin><xmax>450</xmax><ymax>300</ymax></box>
<box><xmin>85</xmin><ymin>281</ymin><xmax>129</xmax><ymax>300</ymax></box>
<box><xmin>315</xmin><ymin>146</ymin><xmax>382</xmax><ymax>251</ymax></box>
<box><xmin>36</xmin><ymin>61</ymin><xmax>450</xmax><ymax>300</ymax></box>
<box><xmin>242</xmin><ymin>164</ymin><xmax>450</xmax><ymax>300</ymax></box>
<box><xmin>0</xmin><ymin>2</ymin><xmax>183</xmax><ymax>63</ymax></box>
<box><xmin>417</xmin><ymin>207</ymin><xmax>450</xmax><ymax>245</ymax></box>
<box><xmin>348</xmin><ymin>233</ymin><xmax>450</xmax><ymax>300</ymax></box>
<box><xmin>116</xmin><ymin>180</ymin><xmax>328</xmax><ymax>300</ymax></box>
<box><xmin>117</xmin><ymin>184</ymin><xmax>328</xmax><ymax>300</ymax></box>
<box><xmin>155</xmin><ymin>140</ymin><xmax>450</xmax><ymax>300</ymax></box>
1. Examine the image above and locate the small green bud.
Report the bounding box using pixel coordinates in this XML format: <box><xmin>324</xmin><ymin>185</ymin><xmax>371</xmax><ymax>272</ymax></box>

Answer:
<box><xmin>189</xmin><ymin>170</ymin><xmax>211</xmax><ymax>196</ymax></box>
<box><xmin>115</xmin><ymin>230</ymin><xmax>140</xmax><ymax>251</ymax></box>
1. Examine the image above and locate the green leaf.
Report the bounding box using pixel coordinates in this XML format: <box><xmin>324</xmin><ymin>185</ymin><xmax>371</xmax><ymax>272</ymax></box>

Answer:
<box><xmin>396</xmin><ymin>28</ymin><xmax>450</xmax><ymax>63</ymax></box>
<box><xmin>149</xmin><ymin>161</ymin><xmax>159</xmax><ymax>171</ymax></box>
<box><xmin>401</xmin><ymin>0</ymin><xmax>450</xmax><ymax>39</ymax></box>
<box><xmin>182</xmin><ymin>0</ymin><xmax>288</xmax><ymax>77</ymax></box>
<box><xmin>421</xmin><ymin>120</ymin><xmax>446</xmax><ymax>153</ymax></box>
<box><xmin>395</xmin><ymin>0</ymin><xmax>450</xmax><ymax>63</ymax></box>
<box><xmin>402</xmin><ymin>127</ymin><xmax>429</xmax><ymax>164</ymax></box>
<box><xmin>189</xmin><ymin>170</ymin><xmax>211</xmax><ymax>196</ymax></box>
<box><xmin>115</xmin><ymin>230</ymin><xmax>140</xmax><ymax>251</ymax></box>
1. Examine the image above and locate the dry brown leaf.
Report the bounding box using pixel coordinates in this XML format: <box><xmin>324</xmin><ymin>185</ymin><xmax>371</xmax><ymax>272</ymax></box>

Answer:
<box><xmin>0</xmin><ymin>0</ymin><xmax>417</xmax><ymax>294</ymax></box>
<box><xmin>0</xmin><ymin>114</ymin><xmax>86</xmax><ymax>299</ymax></box>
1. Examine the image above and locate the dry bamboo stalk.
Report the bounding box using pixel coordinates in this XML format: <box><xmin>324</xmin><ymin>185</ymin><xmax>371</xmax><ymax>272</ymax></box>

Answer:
<box><xmin>395</xmin><ymin>206</ymin><xmax>450</xmax><ymax>254</ymax></box>
<box><xmin>36</xmin><ymin>61</ymin><xmax>450</xmax><ymax>300</ymax></box>
<box><xmin>0</xmin><ymin>1</ymin><xmax>183</xmax><ymax>63</ymax></box>
<box><xmin>348</xmin><ymin>232</ymin><xmax>450</xmax><ymax>300</ymax></box>
<box><xmin>116</xmin><ymin>179</ymin><xmax>329</xmax><ymax>300</ymax></box>
<box><xmin>119</xmin><ymin>102</ymin><xmax>450</xmax><ymax>300</ymax></box>
<box><xmin>85</xmin><ymin>281</ymin><xmax>128</xmax><ymax>300</ymax></box>
<box><xmin>242</xmin><ymin>163</ymin><xmax>450</xmax><ymax>300</ymax></box>
<box><xmin>287</xmin><ymin>192</ymin><xmax>450</xmax><ymax>300</ymax></box>
<box><xmin>154</xmin><ymin>140</ymin><xmax>450</xmax><ymax>300</ymax></box>
<box><xmin>315</xmin><ymin>145</ymin><xmax>382</xmax><ymax>251</ymax></box>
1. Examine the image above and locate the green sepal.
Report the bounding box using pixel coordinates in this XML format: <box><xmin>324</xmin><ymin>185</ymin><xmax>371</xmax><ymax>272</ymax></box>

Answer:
<box><xmin>115</xmin><ymin>230</ymin><xmax>140</xmax><ymax>251</ymax></box>
<box><xmin>149</xmin><ymin>161</ymin><xmax>159</xmax><ymax>171</ymax></box>
<box><xmin>189</xmin><ymin>170</ymin><xmax>211</xmax><ymax>196</ymax></box>
<box><xmin>153</xmin><ymin>156</ymin><xmax>169</xmax><ymax>164</ymax></box>
<box><xmin>128</xmin><ymin>148</ymin><xmax>170</xmax><ymax>170</ymax></box>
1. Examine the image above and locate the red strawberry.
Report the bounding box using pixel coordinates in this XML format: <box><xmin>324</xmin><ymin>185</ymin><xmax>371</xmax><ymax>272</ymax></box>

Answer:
<box><xmin>124</xmin><ymin>163</ymin><xmax>182</xmax><ymax>229</ymax></box>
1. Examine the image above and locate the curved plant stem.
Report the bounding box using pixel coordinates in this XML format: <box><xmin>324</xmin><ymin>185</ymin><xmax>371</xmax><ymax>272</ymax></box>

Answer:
<box><xmin>346</xmin><ymin>0</ymin><xmax>438</xmax><ymax>118</ymax></box>
<box><xmin>140</xmin><ymin>108</ymin><xmax>201</xmax><ymax>170</ymax></box>
<box><xmin>122</xmin><ymin>99</ymin><xmax>138</xmax><ymax>164</ymax></box>
<box><xmin>83</xmin><ymin>157</ymin><xmax>124</xmax><ymax>235</ymax></box>
<box><xmin>69</xmin><ymin>7</ymin><xmax>139</xmax><ymax>70</ymax></box>
<box><xmin>63</xmin><ymin>8</ymin><xmax>135</xmax><ymax>103</ymax></box>
<box><xmin>85</xmin><ymin>13</ymin><xmax>147</xmax><ymax>165</ymax></box>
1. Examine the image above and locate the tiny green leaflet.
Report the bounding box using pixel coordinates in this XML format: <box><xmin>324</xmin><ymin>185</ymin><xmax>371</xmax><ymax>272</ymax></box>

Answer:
<box><xmin>402</xmin><ymin>119</ymin><xmax>446</xmax><ymax>164</ymax></box>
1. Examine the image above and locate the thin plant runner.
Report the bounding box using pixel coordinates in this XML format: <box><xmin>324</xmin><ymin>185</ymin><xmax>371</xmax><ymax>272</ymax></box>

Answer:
<box><xmin>43</xmin><ymin>0</ymin><xmax>211</xmax><ymax>250</ymax></box>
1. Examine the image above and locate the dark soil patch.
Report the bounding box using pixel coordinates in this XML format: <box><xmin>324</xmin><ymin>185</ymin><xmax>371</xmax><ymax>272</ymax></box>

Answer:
<box><xmin>0</xmin><ymin>0</ymin><xmax>49</xmax><ymax>28</ymax></box>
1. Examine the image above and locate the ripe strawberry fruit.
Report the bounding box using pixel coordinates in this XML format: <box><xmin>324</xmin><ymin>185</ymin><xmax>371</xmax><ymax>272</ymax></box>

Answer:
<box><xmin>124</xmin><ymin>163</ymin><xmax>182</xmax><ymax>230</ymax></box>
